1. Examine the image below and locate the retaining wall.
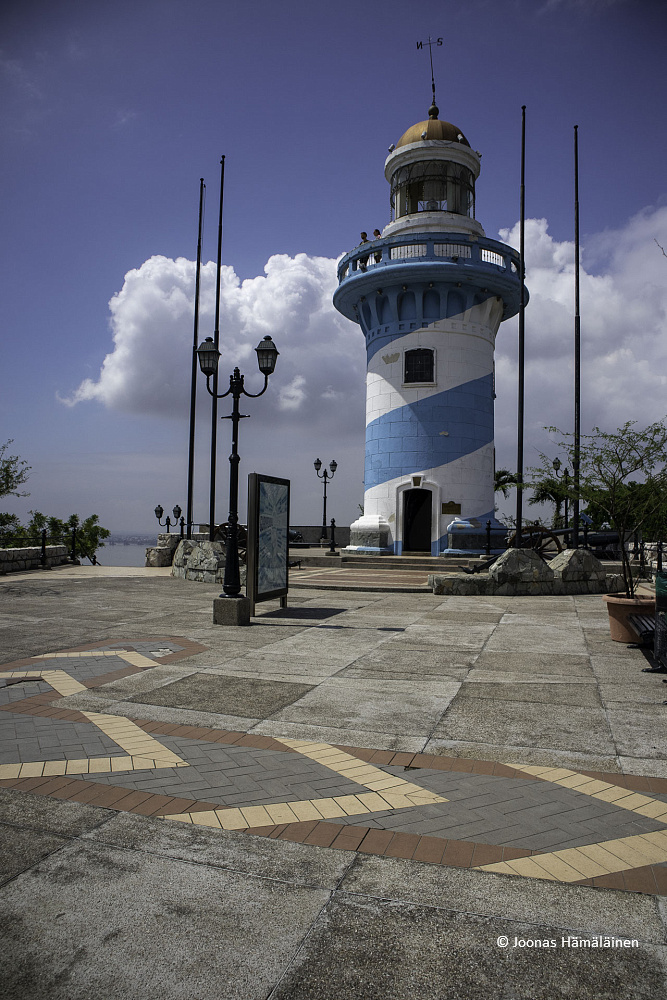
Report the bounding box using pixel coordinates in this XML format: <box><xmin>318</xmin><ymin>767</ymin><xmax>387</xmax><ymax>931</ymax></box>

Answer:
<box><xmin>0</xmin><ymin>545</ymin><xmax>69</xmax><ymax>575</ymax></box>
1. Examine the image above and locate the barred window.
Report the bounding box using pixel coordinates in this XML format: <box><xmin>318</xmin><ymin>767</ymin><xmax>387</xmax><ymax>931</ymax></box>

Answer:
<box><xmin>404</xmin><ymin>348</ymin><xmax>434</xmax><ymax>383</ymax></box>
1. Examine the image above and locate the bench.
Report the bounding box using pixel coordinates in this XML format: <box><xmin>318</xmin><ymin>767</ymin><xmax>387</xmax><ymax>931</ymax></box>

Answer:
<box><xmin>288</xmin><ymin>560</ymin><xmax>302</xmax><ymax>570</ymax></box>
<box><xmin>627</xmin><ymin>613</ymin><xmax>655</xmax><ymax>645</ymax></box>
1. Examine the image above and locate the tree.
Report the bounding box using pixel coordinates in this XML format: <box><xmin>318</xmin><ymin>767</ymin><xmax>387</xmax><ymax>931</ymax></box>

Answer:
<box><xmin>494</xmin><ymin>469</ymin><xmax>519</xmax><ymax>498</ymax></box>
<box><xmin>527</xmin><ymin>474</ymin><xmax>570</xmax><ymax>528</ymax></box>
<box><xmin>0</xmin><ymin>440</ymin><xmax>31</xmax><ymax>500</ymax></box>
<box><xmin>529</xmin><ymin>420</ymin><xmax>667</xmax><ymax>597</ymax></box>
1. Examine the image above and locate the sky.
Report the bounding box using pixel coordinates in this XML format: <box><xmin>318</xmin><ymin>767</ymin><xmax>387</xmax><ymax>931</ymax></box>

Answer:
<box><xmin>2</xmin><ymin>0</ymin><xmax>667</xmax><ymax>535</ymax></box>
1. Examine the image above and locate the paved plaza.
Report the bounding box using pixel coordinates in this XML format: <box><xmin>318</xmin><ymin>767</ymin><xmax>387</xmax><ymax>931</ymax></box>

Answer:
<box><xmin>1</xmin><ymin>564</ymin><xmax>666</xmax><ymax>999</ymax></box>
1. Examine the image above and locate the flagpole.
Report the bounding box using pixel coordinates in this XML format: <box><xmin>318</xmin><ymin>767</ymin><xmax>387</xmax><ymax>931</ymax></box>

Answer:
<box><xmin>514</xmin><ymin>105</ymin><xmax>526</xmax><ymax>546</ymax></box>
<box><xmin>573</xmin><ymin>125</ymin><xmax>581</xmax><ymax>547</ymax></box>
<box><xmin>209</xmin><ymin>155</ymin><xmax>225</xmax><ymax>542</ymax></box>
<box><xmin>186</xmin><ymin>177</ymin><xmax>205</xmax><ymax>540</ymax></box>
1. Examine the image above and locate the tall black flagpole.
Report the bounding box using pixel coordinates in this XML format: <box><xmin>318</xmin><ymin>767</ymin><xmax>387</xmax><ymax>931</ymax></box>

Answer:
<box><xmin>515</xmin><ymin>105</ymin><xmax>526</xmax><ymax>546</ymax></box>
<box><xmin>186</xmin><ymin>177</ymin><xmax>205</xmax><ymax>540</ymax></box>
<box><xmin>209</xmin><ymin>156</ymin><xmax>225</xmax><ymax>542</ymax></box>
<box><xmin>573</xmin><ymin>125</ymin><xmax>581</xmax><ymax>547</ymax></box>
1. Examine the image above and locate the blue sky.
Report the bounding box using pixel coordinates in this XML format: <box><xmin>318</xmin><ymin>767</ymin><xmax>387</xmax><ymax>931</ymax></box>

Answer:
<box><xmin>2</xmin><ymin>0</ymin><xmax>666</xmax><ymax>534</ymax></box>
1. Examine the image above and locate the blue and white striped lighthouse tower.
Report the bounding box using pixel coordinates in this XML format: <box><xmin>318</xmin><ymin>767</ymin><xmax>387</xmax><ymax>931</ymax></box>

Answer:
<box><xmin>333</xmin><ymin>101</ymin><xmax>525</xmax><ymax>555</ymax></box>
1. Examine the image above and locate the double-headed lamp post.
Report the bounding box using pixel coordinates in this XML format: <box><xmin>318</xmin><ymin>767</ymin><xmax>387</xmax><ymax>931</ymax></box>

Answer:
<box><xmin>314</xmin><ymin>458</ymin><xmax>337</xmax><ymax>542</ymax></box>
<box><xmin>154</xmin><ymin>504</ymin><xmax>184</xmax><ymax>535</ymax></box>
<box><xmin>197</xmin><ymin>335</ymin><xmax>279</xmax><ymax>600</ymax></box>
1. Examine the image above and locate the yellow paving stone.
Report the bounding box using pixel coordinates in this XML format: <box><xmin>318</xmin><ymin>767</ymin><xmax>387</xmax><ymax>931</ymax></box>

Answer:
<box><xmin>356</xmin><ymin>791</ymin><xmax>394</xmax><ymax>812</ymax></box>
<box><xmin>405</xmin><ymin>790</ymin><xmax>448</xmax><ymax>805</ymax></box>
<box><xmin>289</xmin><ymin>800</ymin><xmax>326</xmax><ymax>821</ymax></box>
<box><xmin>333</xmin><ymin>795</ymin><xmax>371</xmax><ymax>816</ymax></box>
<box><xmin>110</xmin><ymin>756</ymin><xmax>134</xmax><ymax>772</ymax></box>
<box><xmin>612</xmin><ymin>793</ymin><xmax>656</xmax><ymax>811</ymax></box>
<box><xmin>633</xmin><ymin>801</ymin><xmax>667</xmax><ymax>821</ymax></box>
<box><xmin>555</xmin><ymin>774</ymin><xmax>606</xmax><ymax>790</ymax></box>
<box><xmin>189</xmin><ymin>810</ymin><xmax>222</xmax><ymax>829</ymax></box>
<box><xmin>18</xmin><ymin>762</ymin><xmax>45</xmax><ymax>778</ymax></box>
<box><xmin>239</xmin><ymin>805</ymin><xmax>273</xmax><ymax>827</ymax></box>
<box><xmin>550</xmin><ymin>849</ymin><xmax>612</xmax><ymax>879</ymax></box>
<box><xmin>475</xmin><ymin>861</ymin><xmax>517</xmax><ymax>875</ymax></box>
<box><xmin>0</xmin><ymin>764</ymin><xmax>23</xmax><ymax>779</ymax></box>
<box><xmin>533</xmin><ymin>768</ymin><xmax>578</xmax><ymax>782</ymax></box>
<box><xmin>591</xmin><ymin>786</ymin><xmax>638</xmax><ymax>804</ymax></box>
<box><xmin>639</xmin><ymin>830</ymin><xmax>667</xmax><ymax>850</ymax></box>
<box><xmin>526</xmin><ymin>853</ymin><xmax>587</xmax><ymax>882</ymax></box>
<box><xmin>362</xmin><ymin>776</ymin><xmax>407</xmax><ymax>791</ymax></box>
<box><xmin>65</xmin><ymin>759</ymin><xmax>90</xmax><ymax>774</ymax></box>
<box><xmin>166</xmin><ymin>812</ymin><xmax>193</xmax><ymax>823</ymax></box>
<box><xmin>309</xmin><ymin>798</ymin><xmax>348</xmax><ymax>819</ymax></box>
<box><xmin>376</xmin><ymin>792</ymin><xmax>413</xmax><ymax>809</ymax></box>
<box><xmin>513</xmin><ymin>764</ymin><xmax>568</xmax><ymax>777</ymax></box>
<box><xmin>501</xmin><ymin>856</ymin><xmax>560</xmax><ymax>881</ymax></box>
<box><xmin>88</xmin><ymin>757</ymin><xmax>113</xmax><ymax>773</ymax></box>
<box><xmin>334</xmin><ymin>765</ymin><xmax>380</xmax><ymax>779</ymax></box>
<box><xmin>264</xmin><ymin>802</ymin><xmax>300</xmax><ymax>825</ymax></box>
<box><xmin>564</xmin><ymin>779</ymin><xmax>614</xmax><ymax>795</ymax></box>
<box><xmin>214</xmin><ymin>808</ymin><xmax>248</xmax><ymax>830</ymax></box>
<box><xmin>601</xmin><ymin>837</ymin><xmax>667</xmax><ymax>868</ymax></box>
<box><xmin>576</xmin><ymin>843</ymin><xmax>629</xmax><ymax>874</ymax></box>
<box><xmin>42</xmin><ymin>760</ymin><xmax>68</xmax><ymax>776</ymax></box>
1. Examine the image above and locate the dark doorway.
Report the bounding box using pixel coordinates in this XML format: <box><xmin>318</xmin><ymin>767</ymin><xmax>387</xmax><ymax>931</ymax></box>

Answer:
<box><xmin>403</xmin><ymin>488</ymin><xmax>432</xmax><ymax>552</ymax></box>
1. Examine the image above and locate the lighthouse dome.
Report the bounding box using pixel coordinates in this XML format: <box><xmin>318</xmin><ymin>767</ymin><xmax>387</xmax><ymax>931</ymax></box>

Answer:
<box><xmin>396</xmin><ymin>104</ymin><xmax>470</xmax><ymax>148</ymax></box>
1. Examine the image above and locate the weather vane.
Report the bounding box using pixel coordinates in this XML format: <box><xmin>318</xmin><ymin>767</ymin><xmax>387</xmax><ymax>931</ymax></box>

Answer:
<box><xmin>416</xmin><ymin>35</ymin><xmax>443</xmax><ymax>111</ymax></box>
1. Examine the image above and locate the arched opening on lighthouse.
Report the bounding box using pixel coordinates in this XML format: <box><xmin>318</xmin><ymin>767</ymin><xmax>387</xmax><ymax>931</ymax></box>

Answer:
<box><xmin>402</xmin><ymin>488</ymin><xmax>432</xmax><ymax>552</ymax></box>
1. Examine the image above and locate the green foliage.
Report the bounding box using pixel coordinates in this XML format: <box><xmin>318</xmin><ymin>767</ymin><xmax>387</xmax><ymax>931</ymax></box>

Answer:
<box><xmin>0</xmin><ymin>510</ymin><xmax>110</xmax><ymax>563</ymax></box>
<box><xmin>0</xmin><ymin>440</ymin><xmax>31</xmax><ymax>500</ymax></box>
<box><xmin>494</xmin><ymin>468</ymin><xmax>519</xmax><ymax>498</ymax></box>
<box><xmin>528</xmin><ymin>419</ymin><xmax>667</xmax><ymax>597</ymax></box>
<box><xmin>526</xmin><ymin>472</ymin><xmax>571</xmax><ymax>528</ymax></box>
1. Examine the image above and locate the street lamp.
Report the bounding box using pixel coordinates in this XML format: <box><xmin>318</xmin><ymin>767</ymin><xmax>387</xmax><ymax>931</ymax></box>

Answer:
<box><xmin>197</xmin><ymin>335</ymin><xmax>279</xmax><ymax>600</ymax></box>
<box><xmin>314</xmin><ymin>458</ymin><xmax>337</xmax><ymax>542</ymax></box>
<box><xmin>551</xmin><ymin>458</ymin><xmax>562</xmax><ymax>529</ymax></box>
<box><xmin>154</xmin><ymin>504</ymin><xmax>185</xmax><ymax>536</ymax></box>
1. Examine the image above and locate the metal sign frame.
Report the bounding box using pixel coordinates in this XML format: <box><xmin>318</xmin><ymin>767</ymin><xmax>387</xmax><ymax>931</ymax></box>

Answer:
<box><xmin>246</xmin><ymin>473</ymin><xmax>290</xmax><ymax>614</ymax></box>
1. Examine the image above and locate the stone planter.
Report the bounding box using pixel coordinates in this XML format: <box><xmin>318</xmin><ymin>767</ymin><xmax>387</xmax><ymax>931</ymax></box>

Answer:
<box><xmin>602</xmin><ymin>593</ymin><xmax>655</xmax><ymax>643</ymax></box>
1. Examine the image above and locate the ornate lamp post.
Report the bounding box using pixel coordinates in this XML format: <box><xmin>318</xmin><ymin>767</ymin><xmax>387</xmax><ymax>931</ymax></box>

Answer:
<box><xmin>154</xmin><ymin>504</ymin><xmax>185</xmax><ymax>536</ymax></box>
<box><xmin>197</xmin><ymin>335</ymin><xmax>279</xmax><ymax>602</ymax></box>
<box><xmin>314</xmin><ymin>458</ymin><xmax>337</xmax><ymax>542</ymax></box>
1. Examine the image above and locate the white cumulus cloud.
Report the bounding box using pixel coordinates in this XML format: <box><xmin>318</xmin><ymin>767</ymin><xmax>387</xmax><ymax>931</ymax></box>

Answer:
<box><xmin>62</xmin><ymin>205</ymin><xmax>667</xmax><ymax>484</ymax></box>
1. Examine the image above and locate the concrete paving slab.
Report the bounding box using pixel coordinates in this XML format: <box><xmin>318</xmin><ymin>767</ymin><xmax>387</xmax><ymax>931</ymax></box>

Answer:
<box><xmin>0</xmin><ymin>787</ymin><xmax>113</xmax><ymax>837</ymax></box>
<box><xmin>343</xmin><ymin>853</ymin><xmax>667</xmax><ymax>942</ymax></box>
<box><xmin>268</xmin><ymin>678</ymin><xmax>460</xmax><ymax>736</ymax></box>
<box><xmin>0</xmin><ymin>824</ymin><xmax>70</xmax><ymax>887</ymax></box>
<box><xmin>472</xmin><ymin>651</ymin><xmax>593</xmax><ymax>675</ymax></box>
<box><xmin>268</xmin><ymin>891</ymin><xmax>666</xmax><ymax>1000</ymax></box>
<box><xmin>431</xmin><ymin>698</ymin><xmax>617</xmax><ymax>756</ymax></box>
<box><xmin>605</xmin><ymin>708</ymin><xmax>667</xmax><ymax>761</ymax></box>
<box><xmin>0</xmin><ymin>838</ymin><xmax>334</xmax><ymax>1000</ymax></box>
<box><xmin>83</xmin><ymin>811</ymin><xmax>353</xmax><ymax>887</ymax></box>
<box><xmin>459</xmin><ymin>681</ymin><xmax>603</xmax><ymax>708</ymax></box>
<box><xmin>128</xmin><ymin>673</ymin><xmax>316</xmax><ymax>717</ymax></box>
<box><xmin>484</xmin><ymin>625</ymin><xmax>589</xmax><ymax>654</ymax></box>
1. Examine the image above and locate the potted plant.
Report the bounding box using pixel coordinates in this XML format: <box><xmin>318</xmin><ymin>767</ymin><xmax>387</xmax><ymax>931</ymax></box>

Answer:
<box><xmin>529</xmin><ymin>419</ymin><xmax>667</xmax><ymax>641</ymax></box>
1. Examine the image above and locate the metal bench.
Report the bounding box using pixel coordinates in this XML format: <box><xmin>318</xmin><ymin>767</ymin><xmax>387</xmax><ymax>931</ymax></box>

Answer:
<box><xmin>627</xmin><ymin>613</ymin><xmax>655</xmax><ymax>645</ymax></box>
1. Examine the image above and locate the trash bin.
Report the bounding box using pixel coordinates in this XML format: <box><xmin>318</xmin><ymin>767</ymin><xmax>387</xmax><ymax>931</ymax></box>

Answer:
<box><xmin>654</xmin><ymin>571</ymin><xmax>667</xmax><ymax>668</ymax></box>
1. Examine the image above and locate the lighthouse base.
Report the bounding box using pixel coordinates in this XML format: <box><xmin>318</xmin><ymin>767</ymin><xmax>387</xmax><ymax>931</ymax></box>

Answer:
<box><xmin>345</xmin><ymin>514</ymin><xmax>393</xmax><ymax>554</ymax></box>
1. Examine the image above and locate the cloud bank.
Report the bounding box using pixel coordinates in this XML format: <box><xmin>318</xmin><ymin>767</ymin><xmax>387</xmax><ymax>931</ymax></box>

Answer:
<box><xmin>63</xmin><ymin>205</ymin><xmax>667</xmax><ymax>474</ymax></box>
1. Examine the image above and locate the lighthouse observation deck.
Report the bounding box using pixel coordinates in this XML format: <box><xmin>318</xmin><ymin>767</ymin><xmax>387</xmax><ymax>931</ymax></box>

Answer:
<box><xmin>334</xmin><ymin>230</ymin><xmax>525</xmax><ymax>331</ymax></box>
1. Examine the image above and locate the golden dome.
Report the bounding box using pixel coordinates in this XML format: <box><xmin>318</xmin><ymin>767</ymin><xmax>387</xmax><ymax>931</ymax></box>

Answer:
<box><xmin>396</xmin><ymin>109</ymin><xmax>470</xmax><ymax>149</ymax></box>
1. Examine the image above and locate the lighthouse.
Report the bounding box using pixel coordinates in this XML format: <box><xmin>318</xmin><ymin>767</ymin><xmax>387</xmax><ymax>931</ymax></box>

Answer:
<box><xmin>333</xmin><ymin>101</ymin><xmax>525</xmax><ymax>555</ymax></box>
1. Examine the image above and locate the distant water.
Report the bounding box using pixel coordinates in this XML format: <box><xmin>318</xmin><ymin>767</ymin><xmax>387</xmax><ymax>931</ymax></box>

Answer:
<box><xmin>99</xmin><ymin>539</ymin><xmax>153</xmax><ymax>567</ymax></box>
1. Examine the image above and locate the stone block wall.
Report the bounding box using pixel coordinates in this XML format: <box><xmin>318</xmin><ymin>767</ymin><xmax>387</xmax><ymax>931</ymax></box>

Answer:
<box><xmin>171</xmin><ymin>539</ymin><xmax>247</xmax><ymax>586</ymax></box>
<box><xmin>0</xmin><ymin>545</ymin><xmax>69</xmax><ymax>575</ymax></box>
<box><xmin>430</xmin><ymin>548</ymin><xmax>625</xmax><ymax>597</ymax></box>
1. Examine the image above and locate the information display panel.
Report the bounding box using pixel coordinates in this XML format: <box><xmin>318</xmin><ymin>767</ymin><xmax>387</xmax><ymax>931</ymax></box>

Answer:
<box><xmin>246</xmin><ymin>473</ymin><xmax>290</xmax><ymax>612</ymax></box>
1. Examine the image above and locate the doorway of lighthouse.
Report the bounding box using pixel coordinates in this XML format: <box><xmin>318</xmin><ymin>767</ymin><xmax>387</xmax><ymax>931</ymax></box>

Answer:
<box><xmin>402</xmin><ymin>489</ymin><xmax>432</xmax><ymax>552</ymax></box>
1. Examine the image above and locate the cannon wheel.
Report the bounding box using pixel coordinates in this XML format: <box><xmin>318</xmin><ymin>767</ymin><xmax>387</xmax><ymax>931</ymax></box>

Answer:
<box><xmin>506</xmin><ymin>522</ymin><xmax>563</xmax><ymax>557</ymax></box>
